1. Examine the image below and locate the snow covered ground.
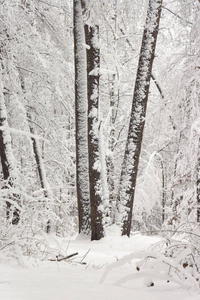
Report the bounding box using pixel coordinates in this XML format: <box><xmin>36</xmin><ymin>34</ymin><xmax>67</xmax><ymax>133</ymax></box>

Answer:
<box><xmin>0</xmin><ymin>228</ymin><xmax>199</xmax><ymax>300</ymax></box>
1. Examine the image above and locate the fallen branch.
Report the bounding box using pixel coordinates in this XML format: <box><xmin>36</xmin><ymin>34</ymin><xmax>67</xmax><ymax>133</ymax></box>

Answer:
<box><xmin>49</xmin><ymin>252</ymin><xmax>78</xmax><ymax>262</ymax></box>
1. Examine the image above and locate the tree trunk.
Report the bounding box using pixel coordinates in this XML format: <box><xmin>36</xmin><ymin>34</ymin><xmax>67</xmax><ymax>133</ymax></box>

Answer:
<box><xmin>106</xmin><ymin>1</ymin><xmax>119</xmax><ymax>221</ymax></box>
<box><xmin>107</xmin><ymin>74</ymin><xmax>117</xmax><ymax>216</ymax></box>
<box><xmin>85</xmin><ymin>24</ymin><xmax>104</xmax><ymax>240</ymax></box>
<box><xmin>0</xmin><ymin>62</ymin><xmax>20</xmax><ymax>225</ymax></box>
<box><xmin>116</xmin><ymin>0</ymin><xmax>163</xmax><ymax>236</ymax></box>
<box><xmin>74</xmin><ymin>0</ymin><xmax>90</xmax><ymax>234</ymax></box>
<box><xmin>197</xmin><ymin>138</ymin><xmax>200</xmax><ymax>222</ymax></box>
<box><xmin>28</xmin><ymin>114</ymin><xmax>52</xmax><ymax>233</ymax></box>
<box><xmin>18</xmin><ymin>67</ymin><xmax>52</xmax><ymax>232</ymax></box>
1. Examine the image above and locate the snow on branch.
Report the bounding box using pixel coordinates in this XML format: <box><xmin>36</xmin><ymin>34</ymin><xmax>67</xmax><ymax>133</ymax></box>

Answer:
<box><xmin>0</xmin><ymin>126</ymin><xmax>49</xmax><ymax>143</ymax></box>
<box><xmin>100</xmin><ymin>244</ymin><xmax>200</xmax><ymax>290</ymax></box>
<box><xmin>81</xmin><ymin>43</ymin><xmax>90</xmax><ymax>49</ymax></box>
<box><xmin>89</xmin><ymin>67</ymin><xmax>115</xmax><ymax>76</ymax></box>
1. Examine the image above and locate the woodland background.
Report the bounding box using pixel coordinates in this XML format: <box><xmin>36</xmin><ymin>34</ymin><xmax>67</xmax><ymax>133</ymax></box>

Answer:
<box><xmin>0</xmin><ymin>0</ymin><xmax>200</xmax><ymax>282</ymax></box>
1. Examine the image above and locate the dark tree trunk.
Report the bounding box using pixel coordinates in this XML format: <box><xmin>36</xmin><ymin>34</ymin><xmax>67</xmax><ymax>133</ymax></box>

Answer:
<box><xmin>0</xmin><ymin>64</ymin><xmax>20</xmax><ymax>225</ymax></box>
<box><xmin>197</xmin><ymin>138</ymin><xmax>200</xmax><ymax>222</ymax></box>
<box><xmin>85</xmin><ymin>24</ymin><xmax>104</xmax><ymax>240</ymax></box>
<box><xmin>28</xmin><ymin>115</ymin><xmax>52</xmax><ymax>233</ymax></box>
<box><xmin>74</xmin><ymin>0</ymin><xmax>90</xmax><ymax>234</ymax></box>
<box><xmin>27</xmin><ymin>114</ymin><xmax>49</xmax><ymax>197</ymax></box>
<box><xmin>116</xmin><ymin>0</ymin><xmax>163</xmax><ymax>236</ymax></box>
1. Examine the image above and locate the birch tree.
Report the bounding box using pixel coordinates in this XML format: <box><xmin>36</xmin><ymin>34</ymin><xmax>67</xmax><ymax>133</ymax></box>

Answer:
<box><xmin>74</xmin><ymin>0</ymin><xmax>90</xmax><ymax>234</ymax></box>
<box><xmin>116</xmin><ymin>0</ymin><xmax>163</xmax><ymax>236</ymax></box>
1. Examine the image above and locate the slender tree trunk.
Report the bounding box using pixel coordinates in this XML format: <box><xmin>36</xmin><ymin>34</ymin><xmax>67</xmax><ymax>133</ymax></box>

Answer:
<box><xmin>116</xmin><ymin>0</ymin><xmax>163</xmax><ymax>236</ymax></box>
<box><xmin>0</xmin><ymin>62</ymin><xmax>20</xmax><ymax>225</ymax></box>
<box><xmin>28</xmin><ymin>115</ymin><xmax>52</xmax><ymax>232</ymax></box>
<box><xmin>107</xmin><ymin>1</ymin><xmax>119</xmax><ymax>220</ymax></box>
<box><xmin>74</xmin><ymin>0</ymin><xmax>90</xmax><ymax>234</ymax></box>
<box><xmin>85</xmin><ymin>24</ymin><xmax>105</xmax><ymax>240</ymax></box>
<box><xmin>18</xmin><ymin>68</ymin><xmax>52</xmax><ymax>232</ymax></box>
<box><xmin>26</xmin><ymin>113</ymin><xmax>51</xmax><ymax>198</ymax></box>
<box><xmin>107</xmin><ymin>75</ymin><xmax>116</xmax><ymax>212</ymax></box>
<box><xmin>197</xmin><ymin>138</ymin><xmax>200</xmax><ymax>222</ymax></box>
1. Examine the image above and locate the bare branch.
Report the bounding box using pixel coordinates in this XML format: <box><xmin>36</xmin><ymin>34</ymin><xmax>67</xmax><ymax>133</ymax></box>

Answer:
<box><xmin>119</xmin><ymin>26</ymin><xmax>165</xmax><ymax>99</ymax></box>
<box><xmin>49</xmin><ymin>252</ymin><xmax>78</xmax><ymax>262</ymax></box>
<box><xmin>162</xmin><ymin>6</ymin><xmax>193</xmax><ymax>25</ymax></box>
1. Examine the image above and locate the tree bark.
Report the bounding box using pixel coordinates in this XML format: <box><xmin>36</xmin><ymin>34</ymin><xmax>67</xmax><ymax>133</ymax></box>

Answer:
<box><xmin>107</xmin><ymin>75</ymin><xmax>117</xmax><ymax>215</ymax></box>
<box><xmin>116</xmin><ymin>0</ymin><xmax>163</xmax><ymax>236</ymax></box>
<box><xmin>197</xmin><ymin>138</ymin><xmax>200</xmax><ymax>222</ymax></box>
<box><xmin>74</xmin><ymin>0</ymin><xmax>90</xmax><ymax>234</ymax></box>
<box><xmin>28</xmin><ymin>114</ymin><xmax>52</xmax><ymax>233</ymax></box>
<box><xmin>85</xmin><ymin>24</ymin><xmax>104</xmax><ymax>240</ymax></box>
<box><xmin>0</xmin><ymin>62</ymin><xmax>20</xmax><ymax>225</ymax></box>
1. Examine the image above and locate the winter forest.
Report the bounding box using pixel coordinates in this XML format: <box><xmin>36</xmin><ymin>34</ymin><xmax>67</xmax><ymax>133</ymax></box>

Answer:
<box><xmin>0</xmin><ymin>0</ymin><xmax>200</xmax><ymax>298</ymax></box>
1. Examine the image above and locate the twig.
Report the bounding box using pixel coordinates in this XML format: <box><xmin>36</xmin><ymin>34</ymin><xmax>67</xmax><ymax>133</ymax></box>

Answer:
<box><xmin>118</xmin><ymin>27</ymin><xmax>135</xmax><ymax>51</ymax></box>
<box><xmin>151</xmin><ymin>74</ymin><xmax>164</xmax><ymax>99</ymax></box>
<box><xmin>162</xmin><ymin>7</ymin><xmax>193</xmax><ymax>25</ymax></box>
<box><xmin>140</xmin><ymin>229</ymin><xmax>200</xmax><ymax>239</ymax></box>
<box><xmin>80</xmin><ymin>249</ymin><xmax>90</xmax><ymax>264</ymax></box>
